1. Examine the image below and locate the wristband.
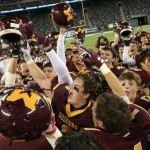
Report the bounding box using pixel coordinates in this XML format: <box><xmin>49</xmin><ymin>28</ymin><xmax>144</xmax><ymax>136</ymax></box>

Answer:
<box><xmin>27</xmin><ymin>59</ymin><xmax>34</xmax><ymax>65</ymax></box>
<box><xmin>115</xmin><ymin>34</ymin><xmax>118</xmax><ymax>38</ymax></box>
<box><xmin>100</xmin><ymin>63</ymin><xmax>110</xmax><ymax>75</ymax></box>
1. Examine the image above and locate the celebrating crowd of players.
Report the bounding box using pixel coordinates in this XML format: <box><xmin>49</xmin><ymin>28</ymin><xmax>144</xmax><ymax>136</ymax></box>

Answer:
<box><xmin>0</xmin><ymin>2</ymin><xmax>150</xmax><ymax>150</ymax></box>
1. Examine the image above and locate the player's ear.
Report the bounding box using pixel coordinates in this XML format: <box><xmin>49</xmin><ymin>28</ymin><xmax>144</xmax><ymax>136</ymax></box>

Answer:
<box><xmin>83</xmin><ymin>93</ymin><xmax>90</xmax><ymax>99</ymax></box>
<box><xmin>140</xmin><ymin>62</ymin><xmax>144</xmax><ymax>67</ymax></box>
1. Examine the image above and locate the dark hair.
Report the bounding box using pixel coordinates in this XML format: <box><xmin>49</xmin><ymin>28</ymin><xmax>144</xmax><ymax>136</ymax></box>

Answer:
<box><xmin>55</xmin><ymin>131</ymin><xmax>107</xmax><ymax>150</ymax></box>
<box><xmin>66</xmin><ymin>48</ymin><xmax>72</xmax><ymax>52</ymax></box>
<box><xmin>140</xmin><ymin>33</ymin><xmax>148</xmax><ymax>41</ymax></box>
<box><xmin>102</xmin><ymin>46</ymin><xmax>117</xmax><ymax>58</ymax></box>
<box><xmin>77</xmin><ymin>73</ymin><xmax>98</xmax><ymax>102</ymax></box>
<box><xmin>43</xmin><ymin>62</ymin><xmax>53</xmax><ymax>69</ymax></box>
<box><xmin>96</xmin><ymin>92</ymin><xmax>131</xmax><ymax>133</ymax></box>
<box><xmin>36</xmin><ymin>62</ymin><xmax>43</xmax><ymax>71</ymax></box>
<box><xmin>100</xmin><ymin>36</ymin><xmax>108</xmax><ymax>43</ymax></box>
<box><xmin>118</xmin><ymin>43</ymin><xmax>124</xmax><ymax>49</ymax></box>
<box><xmin>70</xmin><ymin>41</ymin><xmax>79</xmax><ymax>47</ymax></box>
<box><xmin>139</xmin><ymin>48</ymin><xmax>150</xmax><ymax>63</ymax></box>
<box><xmin>130</xmin><ymin>41</ymin><xmax>139</xmax><ymax>47</ymax></box>
<box><xmin>144</xmin><ymin>42</ymin><xmax>150</xmax><ymax>46</ymax></box>
<box><xmin>99</xmin><ymin>43</ymin><xmax>106</xmax><ymax>47</ymax></box>
<box><xmin>119</xmin><ymin>71</ymin><xmax>141</xmax><ymax>86</ymax></box>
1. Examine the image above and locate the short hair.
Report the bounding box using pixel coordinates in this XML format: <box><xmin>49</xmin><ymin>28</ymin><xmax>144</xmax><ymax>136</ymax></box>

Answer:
<box><xmin>144</xmin><ymin>42</ymin><xmax>150</xmax><ymax>46</ymax></box>
<box><xmin>55</xmin><ymin>131</ymin><xmax>107</xmax><ymax>150</ymax></box>
<box><xmin>102</xmin><ymin>46</ymin><xmax>117</xmax><ymax>58</ymax></box>
<box><xmin>139</xmin><ymin>48</ymin><xmax>150</xmax><ymax>63</ymax></box>
<box><xmin>100</xmin><ymin>36</ymin><xmax>108</xmax><ymax>43</ymax></box>
<box><xmin>66</xmin><ymin>48</ymin><xmax>72</xmax><ymax>52</ymax></box>
<box><xmin>130</xmin><ymin>41</ymin><xmax>139</xmax><ymax>47</ymax></box>
<box><xmin>77</xmin><ymin>73</ymin><xmax>98</xmax><ymax>102</ymax></box>
<box><xmin>118</xmin><ymin>43</ymin><xmax>124</xmax><ymax>49</ymax></box>
<box><xmin>70</xmin><ymin>41</ymin><xmax>79</xmax><ymax>47</ymax></box>
<box><xmin>140</xmin><ymin>33</ymin><xmax>148</xmax><ymax>40</ymax></box>
<box><xmin>119</xmin><ymin>71</ymin><xmax>141</xmax><ymax>86</ymax></box>
<box><xmin>18</xmin><ymin>60</ymin><xmax>26</xmax><ymax>71</ymax></box>
<box><xmin>43</xmin><ymin>62</ymin><xmax>53</xmax><ymax>69</ymax></box>
<box><xmin>36</xmin><ymin>62</ymin><xmax>43</xmax><ymax>71</ymax></box>
<box><xmin>96</xmin><ymin>92</ymin><xmax>131</xmax><ymax>133</ymax></box>
<box><xmin>137</xmin><ymin>25</ymin><xmax>142</xmax><ymax>28</ymax></box>
<box><xmin>99</xmin><ymin>43</ymin><xmax>106</xmax><ymax>47</ymax></box>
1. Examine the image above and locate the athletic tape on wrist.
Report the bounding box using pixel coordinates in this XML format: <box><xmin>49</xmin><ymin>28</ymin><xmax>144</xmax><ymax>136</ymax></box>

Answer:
<box><xmin>27</xmin><ymin>59</ymin><xmax>34</xmax><ymax>65</ymax></box>
<box><xmin>100</xmin><ymin>63</ymin><xmax>110</xmax><ymax>75</ymax></box>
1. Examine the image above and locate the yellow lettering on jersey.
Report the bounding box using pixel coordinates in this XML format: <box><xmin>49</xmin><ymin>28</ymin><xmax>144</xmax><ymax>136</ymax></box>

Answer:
<box><xmin>131</xmin><ymin>109</ymin><xmax>139</xmax><ymax>119</ymax></box>
<box><xmin>117</xmin><ymin>66</ymin><xmax>123</xmax><ymax>70</ymax></box>
<box><xmin>19</xmin><ymin>19</ymin><xmax>23</xmax><ymax>25</ymax></box>
<box><xmin>84</xmin><ymin>128</ymin><xmax>100</xmax><ymax>131</ymax></box>
<box><xmin>133</xmin><ymin>68</ymin><xmax>142</xmax><ymax>71</ymax></box>
<box><xmin>7</xmin><ymin>89</ymin><xmax>40</xmax><ymax>110</ymax></box>
<box><xmin>77</xmin><ymin>28</ymin><xmax>84</xmax><ymax>34</ymax></box>
<box><xmin>141</xmin><ymin>96</ymin><xmax>150</xmax><ymax>102</ymax></box>
<box><xmin>63</xmin><ymin>8</ymin><xmax>73</xmax><ymax>22</ymax></box>
<box><xmin>54</xmin><ymin>34</ymin><xmax>60</xmax><ymax>42</ymax></box>
<box><xmin>59</xmin><ymin>112</ymin><xmax>78</xmax><ymax>130</ymax></box>
<box><xmin>31</xmin><ymin>34</ymin><xmax>36</xmax><ymax>41</ymax></box>
<box><xmin>134</xmin><ymin>142</ymin><xmax>142</xmax><ymax>150</ymax></box>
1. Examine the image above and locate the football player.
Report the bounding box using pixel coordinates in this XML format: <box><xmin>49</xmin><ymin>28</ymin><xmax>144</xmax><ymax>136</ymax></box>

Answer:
<box><xmin>139</xmin><ymin>33</ymin><xmax>149</xmax><ymax>51</ymax></box>
<box><xmin>119</xmin><ymin>71</ymin><xmax>150</xmax><ymax>112</ymax></box>
<box><xmin>55</xmin><ymin>131</ymin><xmax>107</xmax><ymax>150</ymax></box>
<box><xmin>129</xmin><ymin>49</ymin><xmax>150</xmax><ymax>85</ymax></box>
<box><xmin>134</xmin><ymin>26</ymin><xmax>147</xmax><ymax>44</ymax></box>
<box><xmin>81</xmin><ymin>61</ymin><xmax>150</xmax><ymax>150</ymax></box>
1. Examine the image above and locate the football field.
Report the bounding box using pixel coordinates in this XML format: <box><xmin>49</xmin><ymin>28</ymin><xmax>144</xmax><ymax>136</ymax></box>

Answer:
<box><xmin>65</xmin><ymin>25</ymin><xmax>150</xmax><ymax>51</ymax></box>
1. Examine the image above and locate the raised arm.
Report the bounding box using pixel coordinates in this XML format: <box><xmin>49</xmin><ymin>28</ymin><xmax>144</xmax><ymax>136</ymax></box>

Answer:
<box><xmin>21</xmin><ymin>48</ymin><xmax>53</xmax><ymax>98</ymax></box>
<box><xmin>57</xmin><ymin>28</ymin><xmax>69</xmax><ymax>64</ymax></box>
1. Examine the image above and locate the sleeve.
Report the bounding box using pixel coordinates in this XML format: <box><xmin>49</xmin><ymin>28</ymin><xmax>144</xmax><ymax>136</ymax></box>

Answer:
<box><xmin>120</xmin><ymin>96</ymin><xmax>131</xmax><ymax>104</ymax></box>
<box><xmin>123</xmin><ymin>46</ymin><xmax>136</xmax><ymax>66</ymax></box>
<box><xmin>57</xmin><ymin>34</ymin><xmax>66</xmax><ymax>64</ymax></box>
<box><xmin>46</xmin><ymin>50</ymin><xmax>73</xmax><ymax>86</ymax></box>
<box><xmin>45</xmin><ymin>128</ymin><xmax>62</xmax><ymax>149</ymax></box>
<box><xmin>1</xmin><ymin>58</ymin><xmax>8</xmax><ymax>74</ymax></box>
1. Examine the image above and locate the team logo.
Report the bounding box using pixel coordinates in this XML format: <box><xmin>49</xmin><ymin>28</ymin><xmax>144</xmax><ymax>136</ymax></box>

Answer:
<box><xmin>64</xmin><ymin>8</ymin><xmax>73</xmax><ymax>22</ymax></box>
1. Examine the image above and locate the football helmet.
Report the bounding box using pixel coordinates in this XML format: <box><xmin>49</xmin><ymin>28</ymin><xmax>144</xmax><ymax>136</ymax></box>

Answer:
<box><xmin>51</xmin><ymin>2</ymin><xmax>76</xmax><ymax>27</ymax></box>
<box><xmin>113</xmin><ymin>22</ymin><xmax>134</xmax><ymax>40</ymax></box>
<box><xmin>73</xmin><ymin>27</ymin><xmax>85</xmax><ymax>40</ymax></box>
<box><xmin>47</xmin><ymin>31</ymin><xmax>60</xmax><ymax>50</ymax></box>
<box><xmin>0</xmin><ymin>86</ymin><xmax>51</xmax><ymax>142</ymax></box>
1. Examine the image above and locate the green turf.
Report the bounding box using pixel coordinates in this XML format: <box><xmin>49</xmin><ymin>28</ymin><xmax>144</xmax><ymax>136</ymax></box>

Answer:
<box><xmin>65</xmin><ymin>25</ymin><xmax>150</xmax><ymax>51</ymax></box>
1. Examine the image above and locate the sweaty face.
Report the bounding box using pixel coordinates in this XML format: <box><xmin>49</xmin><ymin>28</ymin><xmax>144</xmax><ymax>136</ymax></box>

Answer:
<box><xmin>43</xmin><ymin>67</ymin><xmax>57</xmax><ymax>82</ymax></box>
<box><xmin>19</xmin><ymin>62</ymin><xmax>30</xmax><ymax>76</ymax></box>
<box><xmin>120</xmin><ymin>79</ymin><xmax>139</xmax><ymax>101</ymax></box>
<box><xmin>129</xmin><ymin>43</ymin><xmax>138</xmax><ymax>55</ymax></box>
<box><xmin>68</xmin><ymin>78</ymin><xmax>88</xmax><ymax>108</ymax></box>
<box><xmin>141</xmin><ymin>36</ymin><xmax>148</xmax><ymax>44</ymax></box>
<box><xmin>15</xmin><ymin>74</ymin><xmax>23</xmax><ymax>86</ymax></box>
<box><xmin>140</xmin><ymin>57</ymin><xmax>150</xmax><ymax>73</ymax></box>
<box><xmin>118</xmin><ymin>47</ymin><xmax>124</xmax><ymax>57</ymax></box>
<box><xmin>101</xmin><ymin>50</ymin><xmax>115</xmax><ymax>65</ymax></box>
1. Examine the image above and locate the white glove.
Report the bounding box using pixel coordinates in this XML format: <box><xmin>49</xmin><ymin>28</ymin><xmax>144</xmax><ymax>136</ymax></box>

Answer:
<box><xmin>21</xmin><ymin>48</ymin><xmax>32</xmax><ymax>62</ymax></box>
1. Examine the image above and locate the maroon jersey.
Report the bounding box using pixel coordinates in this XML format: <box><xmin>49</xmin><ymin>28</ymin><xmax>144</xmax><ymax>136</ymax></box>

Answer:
<box><xmin>81</xmin><ymin>104</ymin><xmax>150</xmax><ymax>150</ymax></box>
<box><xmin>134</xmin><ymin>31</ymin><xmax>147</xmax><ymax>44</ymax></box>
<box><xmin>132</xmin><ymin>95</ymin><xmax>150</xmax><ymax>113</ymax></box>
<box><xmin>118</xmin><ymin>62</ymin><xmax>128</xmax><ymax>69</ymax></box>
<box><xmin>0</xmin><ymin>135</ymin><xmax>53</xmax><ymax>150</ymax></box>
<box><xmin>111</xmin><ymin>66</ymin><xmax>126</xmax><ymax>78</ymax></box>
<box><xmin>138</xmin><ymin>44</ymin><xmax>144</xmax><ymax>52</ymax></box>
<box><xmin>51</xmin><ymin>83</ymin><xmax>95</xmax><ymax>132</ymax></box>
<box><xmin>100</xmin><ymin>66</ymin><xmax>126</xmax><ymax>93</ymax></box>
<box><xmin>66</xmin><ymin>59</ymin><xmax>79</xmax><ymax>74</ymax></box>
<box><xmin>19</xmin><ymin>74</ymin><xmax>33</xmax><ymax>85</ymax></box>
<box><xmin>129</xmin><ymin>68</ymin><xmax>150</xmax><ymax>85</ymax></box>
